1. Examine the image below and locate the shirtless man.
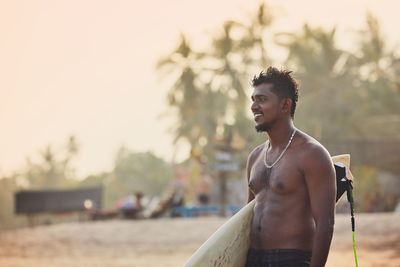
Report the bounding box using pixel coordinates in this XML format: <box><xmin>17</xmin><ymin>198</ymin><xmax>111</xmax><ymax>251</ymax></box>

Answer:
<box><xmin>245</xmin><ymin>67</ymin><xmax>336</xmax><ymax>267</ymax></box>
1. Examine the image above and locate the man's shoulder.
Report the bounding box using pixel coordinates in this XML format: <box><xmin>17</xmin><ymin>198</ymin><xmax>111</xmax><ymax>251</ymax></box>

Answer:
<box><xmin>246</xmin><ymin>143</ymin><xmax>265</xmax><ymax>166</ymax></box>
<box><xmin>294</xmin><ymin>131</ymin><xmax>331</xmax><ymax>161</ymax></box>
<box><xmin>294</xmin><ymin>131</ymin><xmax>336</xmax><ymax>185</ymax></box>
<box><xmin>249</xmin><ymin>143</ymin><xmax>265</xmax><ymax>158</ymax></box>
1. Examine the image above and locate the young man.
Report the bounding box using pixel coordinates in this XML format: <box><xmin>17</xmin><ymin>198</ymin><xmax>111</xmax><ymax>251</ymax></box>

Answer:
<box><xmin>245</xmin><ymin>67</ymin><xmax>336</xmax><ymax>267</ymax></box>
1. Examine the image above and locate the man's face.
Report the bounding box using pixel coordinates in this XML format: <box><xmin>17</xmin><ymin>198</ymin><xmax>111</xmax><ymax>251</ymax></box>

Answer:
<box><xmin>251</xmin><ymin>83</ymin><xmax>281</xmax><ymax>132</ymax></box>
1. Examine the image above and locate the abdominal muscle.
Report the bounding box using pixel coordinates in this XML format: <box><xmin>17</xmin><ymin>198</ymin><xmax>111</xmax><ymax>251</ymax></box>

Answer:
<box><xmin>250</xmin><ymin>191</ymin><xmax>315</xmax><ymax>251</ymax></box>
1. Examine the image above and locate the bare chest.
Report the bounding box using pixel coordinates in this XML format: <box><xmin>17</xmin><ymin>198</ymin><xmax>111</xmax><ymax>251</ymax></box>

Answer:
<box><xmin>248</xmin><ymin>154</ymin><xmax>304</xmax><ymax>196</ymax></box>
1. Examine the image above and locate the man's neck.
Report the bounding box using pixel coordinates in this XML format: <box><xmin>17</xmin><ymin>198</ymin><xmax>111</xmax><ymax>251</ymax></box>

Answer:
<box><xmin>266</xmin><ymin>119</ymin><xmax>296</xmax><ymax>149</ymax></box>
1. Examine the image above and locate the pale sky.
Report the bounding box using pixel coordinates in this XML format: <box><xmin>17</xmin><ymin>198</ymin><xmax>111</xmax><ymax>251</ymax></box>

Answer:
<box><xmin>1</xmin><ymin>0</ymin><xmax>399</xmax><ymax>177</ymax></box>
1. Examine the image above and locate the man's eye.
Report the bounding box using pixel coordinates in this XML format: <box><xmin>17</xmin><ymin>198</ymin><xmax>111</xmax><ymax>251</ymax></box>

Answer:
<box><xmin>252</xmin><ymin>96</ymin><xmax>267</xmax><ymax>103</ymax></box>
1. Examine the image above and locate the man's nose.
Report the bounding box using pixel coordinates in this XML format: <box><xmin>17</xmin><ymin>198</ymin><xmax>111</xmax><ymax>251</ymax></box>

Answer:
<box><xmin>251</xmin><ymin>101</ymin><xmax>258</xmax><ymax>111</ymax></box>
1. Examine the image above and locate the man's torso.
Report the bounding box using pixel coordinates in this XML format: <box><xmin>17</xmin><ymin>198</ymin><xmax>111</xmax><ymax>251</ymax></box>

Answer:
<box><xmin>248</xmin><ymin>132</ymin><xmax>318</xmax><ymax>251</ymax></box>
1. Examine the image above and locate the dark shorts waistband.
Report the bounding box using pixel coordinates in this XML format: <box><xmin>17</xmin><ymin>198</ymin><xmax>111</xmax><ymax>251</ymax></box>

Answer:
<box><xmin>245</xmin><ymin>248</ymin><xmax>311</xmax><ymax>267</ymax></box>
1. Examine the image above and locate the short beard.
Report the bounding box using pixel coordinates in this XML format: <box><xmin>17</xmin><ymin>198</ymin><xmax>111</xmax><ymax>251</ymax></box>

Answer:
<box><xmin>255</xmin><ymin>122</ymin><xmax>272</xmax><ymax>132</ymax></box>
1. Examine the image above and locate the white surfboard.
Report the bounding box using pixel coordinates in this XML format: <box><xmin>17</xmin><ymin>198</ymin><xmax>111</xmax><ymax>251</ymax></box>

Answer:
<box><xmin>183</xmin><ymin>154</ymin><xmax>354</xmax><ymax>267</ymax></box>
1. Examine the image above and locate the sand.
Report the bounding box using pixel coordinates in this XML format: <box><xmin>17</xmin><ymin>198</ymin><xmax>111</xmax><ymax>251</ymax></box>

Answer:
<box><xmin>0</xmin><ymin>213</ymin><xmax>399</xmax><ymax>267</ymax></box>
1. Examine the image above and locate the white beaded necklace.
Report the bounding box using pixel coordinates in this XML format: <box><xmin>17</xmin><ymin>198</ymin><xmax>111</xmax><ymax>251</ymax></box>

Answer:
<box><xmin>263</xmin><ymin>129</ymin><xmax>297</xmax><ymax>169</ymax></box>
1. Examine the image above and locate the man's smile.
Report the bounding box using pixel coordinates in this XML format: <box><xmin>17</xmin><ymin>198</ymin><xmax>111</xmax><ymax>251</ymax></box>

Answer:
<box><xmin>253</xmin><ymin>112</ymin><xmax>263</xmax><ymax>121</ymax></box>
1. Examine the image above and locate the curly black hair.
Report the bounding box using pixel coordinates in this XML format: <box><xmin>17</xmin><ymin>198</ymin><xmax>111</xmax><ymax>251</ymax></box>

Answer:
<box><xmin>251</xmin><ymin>67</ymin><xmax>299</xmax><ymax>118</ymax></box>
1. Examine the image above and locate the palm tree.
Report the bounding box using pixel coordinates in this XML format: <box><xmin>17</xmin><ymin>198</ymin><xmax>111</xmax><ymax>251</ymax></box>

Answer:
<box><xmin>354</xmin><ymin>13</ymin><xmax>400</xmax><ymax>138</ymax></box>
<box><xmin>276</xmin><ymin>24</ymin><xmax>359</xmax><ymax>139</ymax></box>
<box><xmin>203</xmin><ymin>3</ymin><xmax>273</xmax><ymax>149</ymax></box>
<box><xmin>157</xmin><ymin>2</ymin><xmax>275</xmax><ymax>162</ymax></box>
<box><xmin>157</xmin><ymin>35</ymin><xmax>204</xmax><ymax>155</ymax></box>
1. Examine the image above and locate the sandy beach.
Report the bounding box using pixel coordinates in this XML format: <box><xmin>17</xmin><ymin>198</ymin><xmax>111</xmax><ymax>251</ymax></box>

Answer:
<box><xmin>0</xmin><ymin>213</ymin><xmax>399</xmax><ymax>267</ymax></box>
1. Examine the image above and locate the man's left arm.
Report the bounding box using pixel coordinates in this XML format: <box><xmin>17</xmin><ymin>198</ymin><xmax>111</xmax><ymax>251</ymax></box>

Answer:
<box><xmin>303</xmin><ymin>145</ymin><xmax>336</xmax><ymax>267</ymax></box>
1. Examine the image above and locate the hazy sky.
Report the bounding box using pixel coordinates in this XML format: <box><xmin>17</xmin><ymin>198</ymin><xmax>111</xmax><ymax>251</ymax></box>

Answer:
<box><xmin>1</xmin><ymin>0</ymin><xmax>399</xmax><ymax>177</ymax></box>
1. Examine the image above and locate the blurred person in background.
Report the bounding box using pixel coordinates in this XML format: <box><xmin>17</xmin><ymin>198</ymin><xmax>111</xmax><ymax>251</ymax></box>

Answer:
<box><xmin>118</xmin><ymin>191</ymin><xmax>144</xmax><ymax>219</ymax></box>
<box><xmin>196</xmin><ymin>169</ymin><xmax>212</xmax><ymax>206</ymax></box>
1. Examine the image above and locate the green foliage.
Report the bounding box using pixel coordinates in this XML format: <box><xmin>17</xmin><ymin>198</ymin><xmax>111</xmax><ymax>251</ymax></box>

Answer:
<box><xmin>102</xmin><ymin>147</ymin><xmax>173</xmax><ymax>208</ymax></box>
<box><xmin>351</xmin><ymin>14</ymin><xmax>400</xmax><ymax>138</ymax></box>
<box><xmin>0</xmin><ymin>136</ymin><xmax>81</xmax><ymax>228</ymax></box>
<box><xmin>0</xmin><ymin>140</ymin><xmax>174</xmax><ymax>227</ymax></box>
<box><xmin>352</xmin><ymin>166</ymin><xmax>380</xmax><ymax>210</ymax></box>
<box><xmin>158</xmin><ymin>3</ymin><xmax>400</xmax><ymax>166</ymax></box>
<box><xmin>0</xmin><ymin>176</ymin><xmax>19</xmax><ymax>229</ymax></box>
<box><xmin>276</xmin><ymin>24</ymin><xmax>360</xmax><ymax>139</ymax></box>
<box><xmin>1</xmin><ymin>2</ymin><xmax>399</xmax><ymax>228</ymax></box>
<box><xmin>22</xmin><ymin>135</ymin><xmax>80</xmax><ymax>189</ymax></box>
<box><xmin>351</xmin><ymin>166</ymin><xmax>398</xmax><ymax>212</ymax></box>
<box><xmin>157</xmin><ymin>3</ymin><xmax>273</xmax><ymax>162</ymax></box>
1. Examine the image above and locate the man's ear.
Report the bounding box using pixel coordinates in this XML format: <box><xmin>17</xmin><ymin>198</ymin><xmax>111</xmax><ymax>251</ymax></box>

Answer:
<box><xmin>280</xmin><ymin>98</ymin><xmax>292</xmax><ymax>115</ymax></box>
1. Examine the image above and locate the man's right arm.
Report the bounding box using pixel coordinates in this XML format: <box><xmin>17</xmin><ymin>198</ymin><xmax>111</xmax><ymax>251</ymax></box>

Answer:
<box><xmin>246</xmin><ymin>152</ymin><xmax>255</xmax><ymax>203</ymax></box>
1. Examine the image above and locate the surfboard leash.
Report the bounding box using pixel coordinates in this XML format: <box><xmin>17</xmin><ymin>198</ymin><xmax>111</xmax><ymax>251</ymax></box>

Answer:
<box><xmin>346</xmin><ymin>181</ymin><xmax>359</xmax><ymax>267</ymax></box>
